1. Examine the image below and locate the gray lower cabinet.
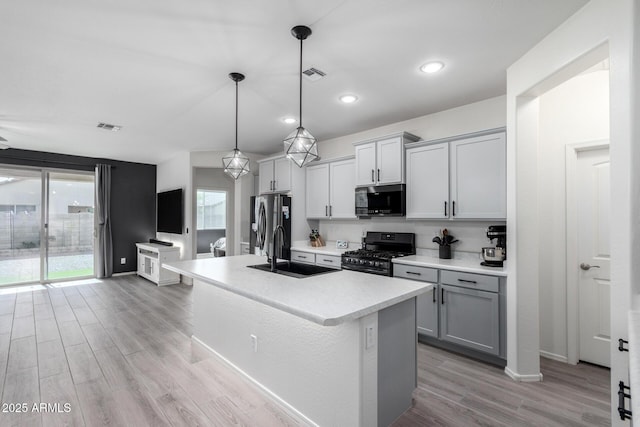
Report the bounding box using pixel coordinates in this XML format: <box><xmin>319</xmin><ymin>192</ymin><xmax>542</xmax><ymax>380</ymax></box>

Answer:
<box><xmin>440</xmin><ymin>284</ymin><xmax>500</xmax><ymax>355</ymax></box>
<box><xmin>416</xmin><ymin>290</ymin><xmax>438</xmax><ymax>337</ymax></box>
<box><xmin>394</xmin><ymin>264</ymin><xmax>505</xmax><ymax>364</ymax></box>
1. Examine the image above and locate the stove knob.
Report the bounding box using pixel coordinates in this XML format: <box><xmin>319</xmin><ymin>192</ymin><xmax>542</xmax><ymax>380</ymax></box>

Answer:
<box><xmin>374</xmin><ymin>261</ymin><xmax>380</xmax><ymax>267</ymax></box>
<box><xmin>369</xmin><ymin>260</ymin><xmax>375</xmax><ymax>266</ymax></box>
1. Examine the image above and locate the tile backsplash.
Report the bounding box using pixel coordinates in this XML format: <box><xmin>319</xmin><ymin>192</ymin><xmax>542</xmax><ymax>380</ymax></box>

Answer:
<box><xmin>318</xmin><ymin>218</ymin><xmax>505</xmax><ymax>260</ymax></box>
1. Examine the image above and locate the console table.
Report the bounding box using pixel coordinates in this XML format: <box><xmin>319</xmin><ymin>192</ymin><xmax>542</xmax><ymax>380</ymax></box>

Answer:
<box><xmin>136</xmin><ymin>243</ymin><xmax>181</xmax><ymax>286</ymax></box>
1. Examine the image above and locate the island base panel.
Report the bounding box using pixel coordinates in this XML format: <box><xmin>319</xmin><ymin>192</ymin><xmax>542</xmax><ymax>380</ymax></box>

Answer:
<box><xmin>192</xmin><ymin>279</ymin><xmax>417</xmax><ymax>426</ymax></box>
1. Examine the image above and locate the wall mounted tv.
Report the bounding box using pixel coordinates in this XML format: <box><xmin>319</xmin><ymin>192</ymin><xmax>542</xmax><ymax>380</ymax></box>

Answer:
<box><xmin>157</xmin><ymin>188</ymin><xmax>183</xmax><ymax>234</ymax></box>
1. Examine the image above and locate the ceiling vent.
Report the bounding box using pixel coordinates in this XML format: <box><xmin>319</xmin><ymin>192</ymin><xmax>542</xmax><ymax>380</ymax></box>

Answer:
<box><xmin>97</xmin><ymin>122</ymin><xmax>121</xmax><ymax>132</ymax></box>
<box><xmin>303</xmin><ymin>67</ymin><xmax>326</xmax><ymax>82</ymax></box>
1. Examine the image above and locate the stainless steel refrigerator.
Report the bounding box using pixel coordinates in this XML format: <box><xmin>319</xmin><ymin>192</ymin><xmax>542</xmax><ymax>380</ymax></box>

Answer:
<box><xmin>251</xmin><ymin>194</ymin><xmax>291</xmax><ymax>259</ymax></box>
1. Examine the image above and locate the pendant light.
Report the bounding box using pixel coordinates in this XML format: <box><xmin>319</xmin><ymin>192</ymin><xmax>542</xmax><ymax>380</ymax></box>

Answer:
<box><xmin>283</xmin><ymin>25</ymin><xmax>319</xmax><ymax>167</ymax></box>
<box><xmin>222</xmin><ymin>72</ymin><xmax>251</xmax><ymax>179</ymax></box>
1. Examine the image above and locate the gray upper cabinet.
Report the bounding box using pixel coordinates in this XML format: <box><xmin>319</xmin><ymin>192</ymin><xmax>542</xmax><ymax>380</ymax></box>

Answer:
<box><xmin>450</xmin><ymin>132</ymin><xmax>506</xmax><ymax>219</ymax></box>
<box><xmin>440</xmin><ymin>284</ymin><xmax>500</xmax><ymax>355</ymax></box>
<box><xmin>305</xmin><ymin>157</ymin><xmax>356</xmax><ymax>219</ymax></box>
<box><xmin>354</xmin><ymin>132</ymin><xmax>420</xmax><ymax>186</ymax></box>
<box><xmin>258</xmin><ymin>156</ymin><xmax>292</xmax><ymax>194</ymax></box>
<box><xmin>405</xmin><ymin>129</ymin><xmax>506</xmax><ymax>220</ymax></box>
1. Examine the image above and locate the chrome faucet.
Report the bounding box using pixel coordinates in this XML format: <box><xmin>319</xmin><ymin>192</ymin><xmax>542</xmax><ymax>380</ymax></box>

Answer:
<box><xmin>271</xmin><ymin>224</ymin><xmax>286</xmax><ymax>272</ymax></box>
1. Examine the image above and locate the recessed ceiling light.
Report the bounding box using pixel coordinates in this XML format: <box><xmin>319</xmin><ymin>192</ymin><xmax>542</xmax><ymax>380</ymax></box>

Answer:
<box><xmin>339</xmin><ymin>94</ymin><xmax>358</xmax><ymax>104</ymax></box>
<box><xmin>282</xmin><ymin>117</ymin><xmax>297</xmax><ymax>124</ymax></box>
<box><xmin>420</xmin><ymin>61</ymin><xmax>444</xmax><ymax>74</ymax></box>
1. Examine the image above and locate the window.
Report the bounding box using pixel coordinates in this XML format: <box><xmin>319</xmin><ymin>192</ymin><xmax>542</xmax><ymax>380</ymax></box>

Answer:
<box><xmin>196</xmin><ymin>190</ymin><xmax>226</xmax><ymax>230</ymax></box>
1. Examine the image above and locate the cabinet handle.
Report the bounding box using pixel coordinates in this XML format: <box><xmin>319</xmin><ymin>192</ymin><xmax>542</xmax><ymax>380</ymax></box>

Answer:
<box><xmin>452</xmin><ymin>200</ymin><xmax>456</xmax><ymax>216</ymax></box>
<box><xmin>444</xmin><ymin>201</ymin><xmax>447</xmax><ymax>217</ymax></box>
<box><xmin>618</xmin><ymin>381</ymin><xmax>632</xmax><ymax>420</ymax></box>
<box><xmin>273</xmin><ymin>180</ymin><xmax>277</xmax><ymax>190</ymax></box>
<box><xmin>371</xmin><ymin>169</ymin><xmax>375</xmax><ymax>182</ymax></box>
<box><xmin>432</xmin><ymin>288</ymin><xmax>436</xmax><ymax>303</ymax></box>
<box><xmin>406</xmin><ymin>271</ymin><xmax>421</xmax><ymax>276</ymax></box>
<box><xmin>458</xmin><ymin>278</ymin><xmax>477</xmax><ymax>284</ymax></box>
<box><xmin>377</xmin><ymin>168</ymin><xmax>380</xmax><ymax>182</ymax></box>
<box><xmin>325</xmin><ymin>205</ymin><xmax>328</xmax><ymax>216</ymax></box>
<box><xmin>323</xmin><ymin>259</ymin><xmax>333</xmax><ymax>263</ymax></box>
<box><xmin>441</xmin><ymin>287</ymin><xmax>444</xmax><ymax>304</ymax></box>
<box><xmin>619</xmin><ymin>338</ymin><xmax>629</xmax><ymax>352</ymax></box>
<box><xmin>329</xmin><ymin>205</ymin><xmax>332</xmax><ymax>216</ymax></box>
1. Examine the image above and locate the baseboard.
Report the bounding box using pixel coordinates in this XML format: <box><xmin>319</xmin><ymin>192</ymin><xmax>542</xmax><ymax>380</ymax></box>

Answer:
<box><xmin>112</xmin><ymin>271</ymin><xmax>136</xmax><ymax>277</ymax></box>
<box><xmin>504</xmin><ymin>366</ymin><xmax>544</xmax><ymax>382</ymax></box>
<box><xmin>191</xmin><ymin>336</ymin><xmax>318</xmax><ymax>427</ymax></box>
<box><xmin>539</xmin><ymin>350</ymin><xmax>568</xmax><ymax>363</ymax></box>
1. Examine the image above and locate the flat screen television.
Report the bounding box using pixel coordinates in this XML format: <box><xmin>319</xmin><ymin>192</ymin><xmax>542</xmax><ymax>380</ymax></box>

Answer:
<box><xmin>157</xmin><ymin>189</ymin><xmax>183</xmax><ymax>234</ymax></box>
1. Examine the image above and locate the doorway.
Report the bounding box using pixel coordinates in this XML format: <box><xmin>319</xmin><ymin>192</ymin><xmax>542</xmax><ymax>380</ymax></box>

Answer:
<box><xmin>0</xmin><ymin>166</ymin><xmax>95</xmax><ymax>285</ymax></box>
<box><xmin>195</xmin><ymin>188</ymin><xmax>227</xmax><ymax>257</ymax></box>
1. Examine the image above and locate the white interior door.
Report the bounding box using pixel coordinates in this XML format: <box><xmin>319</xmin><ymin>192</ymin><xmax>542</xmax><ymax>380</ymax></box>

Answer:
<box><xmin>577</xmin><ymin>147</ymin><xmax>610</xmax><ymax>367</ymax></box>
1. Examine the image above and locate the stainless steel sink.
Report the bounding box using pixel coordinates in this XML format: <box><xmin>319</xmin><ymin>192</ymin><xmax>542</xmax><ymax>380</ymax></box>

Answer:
<box><xmin>247</xmin><ymin>261</ymin><xmax>339</xmax><ymax>279</ymax></box>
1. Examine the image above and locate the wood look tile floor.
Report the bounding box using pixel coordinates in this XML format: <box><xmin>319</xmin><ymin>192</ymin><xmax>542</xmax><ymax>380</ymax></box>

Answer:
<box><xmin>0</xmin><ymin>275</ymin><xmax>610</xmax><ymax>427</ymax></box>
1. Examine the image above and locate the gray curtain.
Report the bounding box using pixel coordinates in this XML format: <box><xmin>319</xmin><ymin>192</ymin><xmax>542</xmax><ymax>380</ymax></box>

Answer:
<box><xmin>95</xmin><ymin>164</ymin><xmax>113</xmax><ymax>278</ymax></box>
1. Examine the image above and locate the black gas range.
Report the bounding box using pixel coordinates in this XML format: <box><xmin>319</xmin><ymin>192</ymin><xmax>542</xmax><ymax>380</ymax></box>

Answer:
<box><xmin>341</xmin><ymin>232</ymin><xmax>416</xmax><ymax>276</ymax></box>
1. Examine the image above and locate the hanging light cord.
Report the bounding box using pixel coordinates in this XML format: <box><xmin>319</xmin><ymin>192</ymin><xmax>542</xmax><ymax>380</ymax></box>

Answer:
<box><xmin>298</xmin><ymin>37</ymin><xmax>303</xmax><ymax>128</ymax></box>
<box><xmin>235</xmin><ymin>79</ymin><xmax>239</xmax><ymax>151</ymax></box>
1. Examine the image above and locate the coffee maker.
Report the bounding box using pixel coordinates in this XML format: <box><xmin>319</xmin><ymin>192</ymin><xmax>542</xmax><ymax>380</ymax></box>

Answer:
<box><xmin>481</xmin><ymin>225</ymin><xmax>506</xmax><ymax>267</ymax></box>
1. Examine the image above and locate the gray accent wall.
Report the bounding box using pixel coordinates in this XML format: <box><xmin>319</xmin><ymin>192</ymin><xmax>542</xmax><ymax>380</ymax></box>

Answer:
<box><xmin>0</xmin><ymin>148</ymin><xmax>156</xmax><ymax>274</ymax></box>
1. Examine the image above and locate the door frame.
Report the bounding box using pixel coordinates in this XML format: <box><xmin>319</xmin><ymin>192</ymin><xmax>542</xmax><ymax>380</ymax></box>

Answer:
<box><xmin>565</xmin><ymin>140</ymin><xmax>609</xmax><ymax>365</ymax></box>
<box><xmin>193</xmin><ymin>186</ymin><xmax>230</xmax><ymax>258</ymax></box>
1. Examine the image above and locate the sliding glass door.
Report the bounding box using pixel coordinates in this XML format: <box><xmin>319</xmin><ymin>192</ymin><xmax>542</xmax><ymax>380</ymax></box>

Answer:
<box><xmin>45</xmin><ymin>171</ymin><xmax>95</xmax><ymax>281</ymax></box>
<box><xmin>0</xmin><ymin>166</ymin><xmax>95</xmax><ymax>286</ymax></box>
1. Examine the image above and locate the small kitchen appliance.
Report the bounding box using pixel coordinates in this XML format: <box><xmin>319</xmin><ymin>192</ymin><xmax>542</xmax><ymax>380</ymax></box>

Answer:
<box><xmin>341</xmin><ymin>232</ymin><xmax>415</xmax><ymax>276</ymax></box>
<box><xmin>481</xmin><ymin>225</ymin><xmax>506</xmax><ymax>267</ymax></box>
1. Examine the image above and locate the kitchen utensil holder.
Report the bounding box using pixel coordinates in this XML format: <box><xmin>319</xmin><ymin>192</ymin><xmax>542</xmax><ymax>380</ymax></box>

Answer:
<box><xmin>439</xmin><ymin>246</ymin><xmax>451</xmax><ymax>259</ymax></box>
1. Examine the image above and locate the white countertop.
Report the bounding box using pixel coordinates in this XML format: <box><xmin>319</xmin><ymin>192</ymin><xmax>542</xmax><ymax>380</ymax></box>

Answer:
<box><xmin>628</xmin><ymin>311</ymin><xmax>640</xmax><ymax>419</ymax></box>
<box><xmin>165</xmin><ymin>255</ymin><xmax>432</xmax><ymax>326</ymax></box>
<box><xmin>393</xmin><ymin>255</ymin><xmax>507</xmax><ymax>277</ymax></box>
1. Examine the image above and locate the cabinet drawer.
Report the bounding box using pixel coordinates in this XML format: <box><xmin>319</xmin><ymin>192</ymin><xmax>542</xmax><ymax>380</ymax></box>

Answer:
<box><xmin>316</xmin><ymin>254</ymin><xmax>342</xmax><ymax>269</ymax></box>
<box><xmin>393</xmin><ymin>264</ymin><xmax>438</xmax><ymax>282</ymax></box>
<box><xmin>291</xmin><ymin>251</ymin><xmax>315</xmax><ymax>264</ymax></box>
<box><xmin>440</xmin><ymin>270</ymin><xmax>499</xmax><ymax>293</ymax></box>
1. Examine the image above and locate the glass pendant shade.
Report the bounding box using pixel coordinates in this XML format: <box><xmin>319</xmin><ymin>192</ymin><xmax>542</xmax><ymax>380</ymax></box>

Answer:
<box><xmin>222</xmin><ymin>148</ymin><xmax>250</xmax><ymax>179</ymax></box>
<box><xmin>223</xmin><ymin>72</ymin><xmax>250</xmax><ymax>180</ymax></box>
<box><xmin>283</xmin><ymin>25</ymin><xmax>318</xmax><ymax>168</ymax></box>
<box><xmin>284</xmin><ymin>126</ymin><xmax>318</xmax><ymax>167</ymax></box>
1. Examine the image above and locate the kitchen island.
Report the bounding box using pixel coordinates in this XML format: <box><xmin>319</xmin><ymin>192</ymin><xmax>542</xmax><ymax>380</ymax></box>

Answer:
<box><xmin>165</xmin><ymin>254</ymin><xmax>433</xmax><ymax>427</ymax></box>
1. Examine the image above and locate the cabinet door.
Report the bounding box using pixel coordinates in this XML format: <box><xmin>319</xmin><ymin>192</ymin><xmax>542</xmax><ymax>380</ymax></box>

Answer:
<box><xmin>149</xmin><ymin>258</ymin><xmax>160</xmax><ymax>282</ymax></box>
<box><xmin>450</xmin><ymin>132</ymin><xmax>506</xmax><ymax>219</ymax></box>
<box><xmin>376</xmin><ymin>137</ymin><xmax>403</xmax><ymax>184</ymax></box>
<box><xmin>354</xmin><ymin>143</ymin><xmax>377</xmax><ymax>186</ymax></box>
<box><xmin>305</xmin><ymin>163</ymin><xmax>330</xmax><ymax>218</ymax></box>
<box><xmin>274</xmin><ymin>157</ymin><xmax>292</xmax><ymax>192</ymax></box>
<box><xmin>406</xmin><ymin>143</ymin><xmax>449</xmax><ymax>218</ymax></box>
<box><xmin>137</xmin><ymin>253</ymin><xmax>145</xmax><ymax>275</ymax></box>
<box><xmin>440</xmin><ymin>284</ymin><xmax>499</xmax><ymax>355</ymax></box>
<box><xmin>258</xmin><ymin>161</ymin><xmax>274</xmax><ymax>194</ymax></box>
<box><xmin>329</xmin><ymin>159</ymin><xmax>356</xmax><ymax>219</ymax></box>
<box><xmin>417</xmin><ymin>287</ymin><xmax>439</xmax><ymax>337</ymax></box>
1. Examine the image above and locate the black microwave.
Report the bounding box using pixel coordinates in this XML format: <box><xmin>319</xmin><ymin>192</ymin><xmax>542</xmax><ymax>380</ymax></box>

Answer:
<box><xmin>355</xmin><ymin>184</ymin><xmax>406</xmax><ymax>217</ymax></box>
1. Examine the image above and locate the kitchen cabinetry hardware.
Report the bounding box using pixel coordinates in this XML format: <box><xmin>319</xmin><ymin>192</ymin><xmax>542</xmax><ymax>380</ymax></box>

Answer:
<box><xmin>329</xmin><ymin>205</ymin><xmax>332</xmax><ymax>216</ymax></box>
<box><xmin>444</xmin><ymin>201</ymin><xmax>447</xmax><ymax>216</ymax></box>
<box><xmin>377</xmin><ymin>169</ymin><xmax>380</xmax><ymax>181</ymax></box>
<box><xmin>325</xmin><ymin>206</ymin><xmax>328</xmax><ymax>216</ymax></box>
<box><xmin>406</xmin><ymin>271</ymin><xmax>421</xmax><ymax>276</ymax></box>
<box><xmin>619</xmin><ymin>338</ymin><xmax>629</xmax><ymax>352</ymax></box>
<box><xmin>580</xmin><ymin>263</ymin><xmax>600</xmax><ymax>270</ymax></box>
<box><xmin>432</xmin><ymin>289</ymin><xmax>436</xmax><ymax>303</ymax></box>
<box><xmin>618</xmin><ymin>381</ymin><xmax>632</xmax><ymax>420</ymax></box>
<box><xmin>441</xmin><ymin>288</ymin><xmax>444</xmax><ymax>304</ymax></box>
<box><xmin>299</xmin><ymin>255</ymin><xmax>307</xmax><ymax>259</ymax></box>
<box><xmin>458</xmin><ymin>278</ymin><xmax>477</xmax><ymax>284</ymax></box>
<box><xmin>452</xmin><ymin>200</ymin><xmax>456</xmax><ymax>216</ymax></box>
<box><xmin>322</xmin><ymin>259</ymin><xmax>333</xmax><ymax>263</ymax></box>
<box><xmin>371</xmin><ymin>169</ymin><xmax>374</xmax><ymax>182</ymax></box>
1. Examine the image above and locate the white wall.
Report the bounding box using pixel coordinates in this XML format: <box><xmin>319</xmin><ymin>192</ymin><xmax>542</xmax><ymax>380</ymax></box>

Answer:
<box><xmin>506</xmin><ymin>2</ymin><xmax>637</xmax><ymax>421</ymax></box>
<box><xmin>318</xmin><ymin>95</ymin><xmax>506</xmax><ymax>159</ymax></box>
<box><xmin>315</xmin><ymin>96</ymin><xmax>507</xmax><ymax>259</ymax></box>
<box><xmin>537</xmin><ymin>69</ymin><xmax>610</xmax><ymax>361</ymax></box>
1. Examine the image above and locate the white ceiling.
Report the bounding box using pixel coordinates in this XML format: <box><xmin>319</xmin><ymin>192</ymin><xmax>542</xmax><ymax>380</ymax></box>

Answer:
<box><xmin>0</xmin><ymin>0</ymin><xmax>587</xmax><ymax>164</ymax></box>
